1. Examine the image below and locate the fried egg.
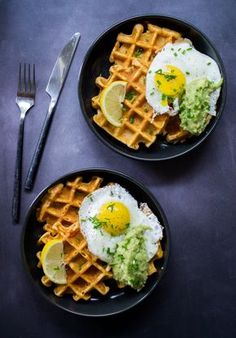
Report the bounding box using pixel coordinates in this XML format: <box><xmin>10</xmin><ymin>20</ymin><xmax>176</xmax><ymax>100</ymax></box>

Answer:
<box><xmin>146</xmin><ymin>39</ymin><xmax>222</xmax><ymax>116</ymax></box>
<box><xmin>79</xmin><ymin>184</ymin><xmax>163</xmax><ymax>263</ymax></box>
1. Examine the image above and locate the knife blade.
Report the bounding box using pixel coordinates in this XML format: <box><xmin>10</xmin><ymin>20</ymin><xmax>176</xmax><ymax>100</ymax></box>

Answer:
<box><xmin>46</xmin><ymin>32</ymin><xmax>80</xmax><ymax>105</ymax></box>
<box><xmin>24</xmin><ymin>32</ymin><xmax>80</xmax><ymax>190</ymax></box>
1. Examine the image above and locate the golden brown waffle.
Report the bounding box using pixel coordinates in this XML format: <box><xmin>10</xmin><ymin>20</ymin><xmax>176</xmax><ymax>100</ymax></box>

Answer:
<box><xmin>37</xmin><ymin>176</ymin><xmax>103</xmax><ymax>227</ymax></box>
<box><xmin>36</xmin><ymin>175</ymin><xmax>164</xmax><ymax>301</ymax></box>
<box><xmin>37</xmin><ymin>221</ymin><xmax>112</xmax><ymax>301</ymax></box>
<box><xmin>91</xmin><ymin>23</ymin><xmax>190</xmax><ymax>147</ymax></box>
<box><xmin>92</xmin><ymin>64</ymin><xmax>170</xmax><ymax>149</ymax></box>
<box><xmin>164</xmin><ymin>116</ymin><xmax>190</xmax><ymax>143</ymax></box>
<box><xmin>110</xmin><ymin>23</ymin><xmax>181</xmax><ymax>68</ymax></box>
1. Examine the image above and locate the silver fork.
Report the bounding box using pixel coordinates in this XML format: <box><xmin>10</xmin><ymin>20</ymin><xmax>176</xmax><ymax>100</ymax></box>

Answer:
<box><xmin>12</xmin><ymin>63</ymin><xmax>36</xmax><ymax>223</ymax></box>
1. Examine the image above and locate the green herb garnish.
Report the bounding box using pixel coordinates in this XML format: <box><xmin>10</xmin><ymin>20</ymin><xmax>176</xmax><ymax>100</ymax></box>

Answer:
<box><xmin>129</xmin><ymin>116</ymin><xmax>135</xmax><ymax>124</ymax></box>
<box><xmin>87</xmin><ymin>194</ymin><xmax>93</xmax><ymax>202</ymax></box>
<box><xmin>161</xmin><ymin>93</ymin><xmax>167</xmax><ymax>101</ymax></box>
<box><xmin>107</xmin><ymin>203</ymin><xmax>115</xmax><ymax>212</ymax></box>
<box><xmin>125</xmin><ymin>91</ymin><xmax>136</xmax><ymax>101</ymax></box>
<box><xmin>134</xmin><ymin>47</ymin><xmax>144</xmax><ymax>58</ymax></box>
<box><xmin>164</xmin><ymin>74</ymin><xmax>177</xmax><ymax>81</ymax></box>
<box><xmin>106</xmin><ymin>247</ymin><xmax>114</xmax><ymax>256</ymax></box>
<box><xmin>89</xmin><ymin>215</ymin><xmax>107</xmax><ymax>229</ymax></box>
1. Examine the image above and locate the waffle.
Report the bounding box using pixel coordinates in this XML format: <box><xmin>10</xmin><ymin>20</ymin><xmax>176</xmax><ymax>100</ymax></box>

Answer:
<box><xmin>92</xmin><ymin>23</ymin><xmax>190</xmax><ymax>148</ymax></box>
<box><xmin>110</xmin><ymin>23</ymin><xmax>181</xmax><ymax>68</ymax></box>
<box><xmin>92</xmin><ymin>64</ymin><xmax>170</xmax><ymax>149</ymax></box>
<box><xmin>36</xmin><ymin>175</ymin><xmax>164</xmax><ymax>301</ymax></box>
<box><xmin>37</xmin><ymin>176</ymin><xmax>103</xmax><ymax>227</ymax></box>
<box><xmin>37</xmin><ymin>221</ymin><xmax>112</xmax><ymax>301</ymax></box>
<box><xmin>165</xmin><ymin>116</ymin><xmax>190</xmax><ymax>143</ymax></box>
<box><xmin>36</xmin><ymin>176</ymin><xmax>113</xmax><ymax>301</ymax></box>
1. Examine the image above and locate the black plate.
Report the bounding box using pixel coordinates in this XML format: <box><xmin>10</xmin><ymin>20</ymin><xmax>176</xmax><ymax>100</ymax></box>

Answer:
<box><xmin>78</xmin><ymin>15</ymin><xmax>227</xmax><ymax>161</ymax></box>
<box><xmin>22</xmin><ymin>168</ymin><xmax>170</xmax><ymax>316</ymax></box>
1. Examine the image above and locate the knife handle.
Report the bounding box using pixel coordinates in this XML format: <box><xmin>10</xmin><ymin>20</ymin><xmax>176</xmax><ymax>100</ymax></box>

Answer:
<box><xmin>25</xmin><ymin>102</ymin><xmax>55</xmax><ymax>190</ymax></box>
<box><xmin>12</xmin><ymin>115</ymin><xmax>24</xmax><ymax>222</ymax></box>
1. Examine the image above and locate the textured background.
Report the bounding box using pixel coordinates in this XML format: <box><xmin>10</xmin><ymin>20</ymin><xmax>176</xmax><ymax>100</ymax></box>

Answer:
<box><xmin>0</xmin><ymin>0</ymin><xmax>236</xmax><ymax>337</ymax></box>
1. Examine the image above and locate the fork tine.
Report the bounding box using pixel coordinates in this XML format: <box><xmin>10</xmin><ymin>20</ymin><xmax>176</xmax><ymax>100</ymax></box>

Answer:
<box><xmin>28</xmin><ymin>64</ymin><xmax>31</xmax><ymax>92</ymax></box>
<box><xmin>23</xmin><ymin>63</ymin><xmax>26</xmax><ymax>92</ymax></box>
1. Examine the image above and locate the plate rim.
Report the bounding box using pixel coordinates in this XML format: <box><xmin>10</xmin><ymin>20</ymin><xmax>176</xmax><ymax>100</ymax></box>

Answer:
<box><xmin>21</xmin><ymin>167</ymin><xmax>170</xmax><ymax>317</ymax></box>
<box><xmin>78</xmin><ymin>14</ymin><xmax>227</xmax><ymax>161</ymax></box>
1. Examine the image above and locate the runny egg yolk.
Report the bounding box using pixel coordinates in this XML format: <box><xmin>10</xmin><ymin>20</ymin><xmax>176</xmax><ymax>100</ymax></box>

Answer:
<box><xmin>97</xmin><ymin>201</ymin><xmax>130</xmax><ymax>236</ymax></box>
<box><xmin>155</xmin><ymin>65</ymin><xmax>186</xmax><ymax>106</ymax></box>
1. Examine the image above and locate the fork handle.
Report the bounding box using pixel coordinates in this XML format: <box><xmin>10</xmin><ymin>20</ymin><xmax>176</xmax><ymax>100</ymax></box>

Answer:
<box><xmin>24</xmin><ymin>103</ymin><xmax>55</xmax><ymax>190</ymax></box>
<box><xmin>12</xmin><ymin>116</ymin><xmax>24</xmax><ymax>223</ymax></box>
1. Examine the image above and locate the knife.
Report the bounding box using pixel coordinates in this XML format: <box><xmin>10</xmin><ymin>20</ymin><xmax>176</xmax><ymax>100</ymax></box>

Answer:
<box><xmin>24</xmin><ymin>32</ymin><xmax>80</xmax><ymax>190</ymax></box>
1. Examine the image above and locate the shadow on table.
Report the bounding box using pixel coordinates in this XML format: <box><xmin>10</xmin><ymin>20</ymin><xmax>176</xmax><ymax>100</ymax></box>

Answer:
<box><xmin>127</xmin><ymin>137</ymin><xmax>214</xmax><ymax>185</ymax></box>
<box><xmin>47</xmin><ymin>277</ymin><xmax>170</xmax><ymax>338</ymax></box>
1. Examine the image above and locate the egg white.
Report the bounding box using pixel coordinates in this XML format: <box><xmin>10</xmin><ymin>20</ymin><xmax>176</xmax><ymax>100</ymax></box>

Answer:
<box><xmin>146</xmin><ymin>39</ymin><xmax>222</xmax><ymax>116</ymax></box>
<box><xmin>79</xmin><ymin>184</ymin><xmax>163</xmax><ymax>263</ymax></box>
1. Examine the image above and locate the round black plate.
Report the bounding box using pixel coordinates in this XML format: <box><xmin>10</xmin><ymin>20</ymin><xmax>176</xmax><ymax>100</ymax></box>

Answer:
<box><xmin>22</xmin><ymin>168</ymin><xmax>170</xmax><ymax>316</ymax></box>
<box><xmin>78</xmin><ymin>15</ymin><xmax>227</xmax><ymax>161</ymax></box>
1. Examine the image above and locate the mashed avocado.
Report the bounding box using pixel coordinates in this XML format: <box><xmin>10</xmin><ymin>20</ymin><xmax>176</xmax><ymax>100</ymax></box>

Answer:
<box><xmin>179</xmin><ymin>77</ymin><xmax>222</xmax><ymax>135</ymax></box>
<box><xmin>111</xmin><ymin>225</ymin><xmax>148</xmax><ymax>291</ymax></box>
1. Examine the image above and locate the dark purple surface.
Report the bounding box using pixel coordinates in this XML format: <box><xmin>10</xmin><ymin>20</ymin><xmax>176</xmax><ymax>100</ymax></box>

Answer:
<box><xmin>0</xmin><ymin>0</ymin><xmax>236</xmax><ymax>337</ymax></box>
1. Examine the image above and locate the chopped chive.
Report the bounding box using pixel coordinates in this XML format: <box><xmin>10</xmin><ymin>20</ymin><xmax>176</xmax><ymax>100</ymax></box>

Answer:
<box><xmin>155</xmin><ymin>69</ymin><xmax>163</xmax><ymax>74</ymax></box>
<box><xmin>186</xmin><ymin>71</ymin><xmax>190</xmax><ymax>75</ymax></box>
<box><xmin>171</xmin><ymin>47</ymin><xmax>174</xmax><ymax>51</ymax></box>
<box><xmin>87</xmin><ymin>193</ymin><xmax>93</xmax><ymax>202</ymax></box>
<box><xmin>134</xmin><ymin>47</ymin><xmax>144</xmax><ymax>58</ymax></box>
<box><xmin>125</xmin><ymin>91</ymin><xmax>136</xmax><ymax>101</ymax></box>
<box><xmin>129</xmin><ymin>116</ymin><xmax>135</xmax><ymax>124</ymax></box>
<box><xmin>207</xmin><ymin>62</ymin><xmax>211</xmax><ymax>65</ymax></box>
<box><xmin>182</xmin><ymin>50</ymin><xmax>186</xmax><ymax>55</ymax></box>
<box><xmin>174</xmin><ymin>52</ymin><xmax>178</xmax><ymax>57</ymax></box>
<box><xmin>89</xmin><ymin>215</ymin><xmax>107</xmax><ymax>229</ymax></box>
<box><xmin>164</xmin><ymin>74</ymin><xmax>176</xmax><ymax>81</ymax></box>
<box><xmin>107</xmin><ymin>203</ymin><xmax>115</xmax><ymax>212</ymax></box>
<box><xmin>178</xmin><ymin>47</ymin><xmax>182</xmax><ymax>51</ymax></box>
<box><xmin>106</xmin><ymin>247</ymin><xmax>114</xmax><ymax>255</ymax></box>
<box><xmin>187</xmin><ymin>47</ymin><xmax>192</xmax><ymax>51</ymax></box>
<box><xmin>150</xmin><ymin>92</ymin><xmax>154</xmax><ymax>96</ymax></box>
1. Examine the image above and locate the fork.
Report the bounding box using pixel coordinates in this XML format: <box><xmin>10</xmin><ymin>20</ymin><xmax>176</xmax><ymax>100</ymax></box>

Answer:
<box><xmin>12</xmin><ymin>63</ymin><xmax>36</xmax><ymax>223</ymax></box>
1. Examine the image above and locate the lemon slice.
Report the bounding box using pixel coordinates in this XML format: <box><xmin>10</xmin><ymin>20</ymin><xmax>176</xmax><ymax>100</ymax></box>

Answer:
<box><xmin>100</xmin><ymin>81</ymin><xmax>127</xmax><ymax>127</ymax></box>
<box><xmin>40</xmin><ymin>239</ymin><xmax>66</xmax><ymax>284</ymax></box>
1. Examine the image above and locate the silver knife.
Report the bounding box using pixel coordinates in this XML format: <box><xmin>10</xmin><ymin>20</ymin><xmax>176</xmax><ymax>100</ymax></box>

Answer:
<box><xmin>25</xmin><ymin>32</ymin><xmax>80</xmax><ymax>190</ymax></box>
